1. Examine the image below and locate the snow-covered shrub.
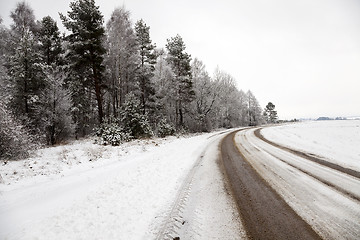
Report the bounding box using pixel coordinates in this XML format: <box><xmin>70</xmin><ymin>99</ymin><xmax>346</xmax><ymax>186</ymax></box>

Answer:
<box><xmin>86</xmin><ymin>147</ymin><xmax>103</xmax><ymax>162</ymax></box>
<box><xmin>95</xmin><ymin>122</ymin><xmax>132</xmax><ymax>146</ymax></box>
<box><xmin>0</xmin><ymin>100</ymin><xmax>36</xmax><ymax>160</ymax></box>
<box><xmin>119</xmin><ymin>93</ymin><xmax>153</xmax><ymax>138</ymax></box>
<box><xmin>36</xmin><ymin>65</ymin><xmax>75</xmax><ymax>145</ymax></box>
<box><xmin>156</xmin><ymin>118</ymin><xmax>175</xmax><ymax>137</ymax></box>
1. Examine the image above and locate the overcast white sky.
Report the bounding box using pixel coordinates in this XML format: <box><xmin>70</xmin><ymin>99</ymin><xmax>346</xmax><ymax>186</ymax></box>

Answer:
<box><xmin>1</xmin><ymin>0</ymin><xmax>360</xmax><ymax>119</ymax></box>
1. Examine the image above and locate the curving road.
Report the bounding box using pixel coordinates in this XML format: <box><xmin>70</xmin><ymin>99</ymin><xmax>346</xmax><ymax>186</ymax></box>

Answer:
<box><xmin>221</xmin><ymin>128</ymin><xmax>360</xmax><ymax>240</ymax></box>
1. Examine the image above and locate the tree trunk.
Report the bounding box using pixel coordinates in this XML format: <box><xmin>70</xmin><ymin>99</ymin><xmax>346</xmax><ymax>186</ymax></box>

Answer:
<box><xmin>50</xmin><ymin>124</ymin><xmax>56</xmax><ymax>145</ymax></box>
<box><xmin>94</xmin><ymin>76</ymin><xmax>103</xmax><ymax>124</ymax></box>
<box><xmin>24</xmin><ymin>58</ymin><xmax>29</xmax><ymax>114</ymax></box>
<box><xmin>93</xmin><ymin>64</ymin><xmax>103</xmax><ymax>124</ymax></box>
<box><xmin>179</xmin><ymin>100</ymin><xmax>183</xmax><ymax>127</ymax></box>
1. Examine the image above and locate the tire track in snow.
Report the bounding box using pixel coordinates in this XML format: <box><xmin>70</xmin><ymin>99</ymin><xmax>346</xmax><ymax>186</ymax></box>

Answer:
<box><xmin>254</xmin><ymin>128</ymin><xmax>360</xmax><ymax>202</ymax></box>
<box><xmin>234</xmin><ymin>127</ymin><xmax>360</xmax><ymax>239</ymax></box>
<box><xmin>154</xmin><ymin>141</ymin><xmax>212</xmax><ymax>240</ymax></box>
<box><xmin>255</xmin><ymin>128</ymin><xmax>360</xmax><ymax>180</ymax></box>
<box><xmin>154</xmin><ymin>129</ymin><xmax>242</xmax><ymax>240</ymax></box>
<box><xmin>221</xmin><ymin>130</ymin><xmax>322</xmax><ymax>240</ymax></box>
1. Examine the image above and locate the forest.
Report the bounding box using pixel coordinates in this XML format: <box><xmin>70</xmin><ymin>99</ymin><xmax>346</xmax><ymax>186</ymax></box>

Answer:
<box><xmin>0</xmin><ymin>0</ymin><xmax>276</xmax><ymax>160</ymax></box>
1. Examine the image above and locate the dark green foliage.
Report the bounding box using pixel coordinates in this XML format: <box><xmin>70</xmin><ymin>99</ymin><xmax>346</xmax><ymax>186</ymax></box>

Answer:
<box><xmin>60</xmin><ymin>0</ymin><xmax>106</xmax><ymax>132</ymax></box>
<box><xmin>166</xmin><ymin>34</ymin><xmax>195</xmax><ymax>127</ymax></box>
<box><xmin>119</xmin><ymin>93</ymin><xmax>153</xmax><ymax>138</ymax></box>
<box><xmin>38</xmin><ymin>16</ymin><xmax>63</xmax><ymax>65</ymax></box>
<box><xmin>95</xmin><ymin>118</ymin><xmax>132</xmax><ymax>146</ymax></box>
<box><xmin>166</xmin><ymin>35</ymin><xmax>192</xmax><ymax>78</ymax></box>
<box><xmin>135</xmin><ymin>19</ymin><xmax>157</xmax><ymax>117</ymax></box>
<box><xmin>264</xmin><ymin>102</ymin><xmax>278</xmax><ymax>123</ymax></box>
<box><xmin>1</xmin><ymin>2</ymin><xmax>267</xmax><ymax>153</ymax></box>
<box><xmin>156</xmin><ymin>119</ymin><xmax>175</xmax><ymax>138</ymax></box>
<box><xmin>96</xmin><ymin>93</ymin><xmax>153</xmax><ymax>145</ymax></box>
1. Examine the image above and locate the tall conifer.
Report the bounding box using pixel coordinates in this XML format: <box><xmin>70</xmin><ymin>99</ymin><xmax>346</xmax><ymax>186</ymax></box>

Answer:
<box><xmin>166</xmin><ymin>34</ymin><xmax>194</xmax><ymax>127</ymax></box>
<box><xmin>60</xmin><ymin>0</ymin><xmax>106</xmax><ymax>135</ymax></box>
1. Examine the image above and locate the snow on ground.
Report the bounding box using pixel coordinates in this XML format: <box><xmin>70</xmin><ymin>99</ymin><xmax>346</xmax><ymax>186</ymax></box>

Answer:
<box><xmin>235</xmin><ymin>128</ymin><xmax>360</xmax><ymax>239</ymax></box>
<box><xmin>262</xmin><ymin>120</ymin><xmax>360</xmax><ymax>172</ymax></box>
<box><xmin>0</xmin><ymin>130</ymin><xmax>242</xmax><ymax>240</ymax></box>
<box><xmin>179</xmin><ymin>134</ymin><xmax>246</xmax><ymax>240</ymax></box>
<box><xmin>0</xmin><ymin>137</ymin><xmax>169</xmax><ymax>187</ymax></box>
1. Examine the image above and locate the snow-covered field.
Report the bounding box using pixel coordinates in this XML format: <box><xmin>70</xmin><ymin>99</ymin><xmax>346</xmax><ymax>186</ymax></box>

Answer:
<box><xmin>262</xmin><ymin>120</ymin><xmax>360</xmax><ymax>172</ymax></box>
<box><xmin>0</xmin><ymin>130</ymin><xmax>243</xmax><ymax>240</ymax></box>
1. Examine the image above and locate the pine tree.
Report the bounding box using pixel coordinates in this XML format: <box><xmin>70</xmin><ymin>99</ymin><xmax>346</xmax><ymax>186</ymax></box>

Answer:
<box><xmin>38</xmin><ymin>16</ymin><xmax>63</xmax><ymax>65</ymax></box>
<box><xmin>166</xmin><ymin>34</ymin><xmax>194</xmax><ymax>128</ymax></box>
<box><xmin>264</xmin><ymin>102</ymin><xmax>278</xmax><ymax>123</ymax></box>
<box><xmin>119</xmin><ymin>93</ymin><xmax>152</xmax><ymax>138</ymax></box>
<box><xmin>60</xmin><ymin>0</ymin><xmax>106</xmax><ymax>133</ymax></box>
<box><xmin>135</xmin><ymin>19</ymin><xmax>156</xmax><ymax>117</ymax></box>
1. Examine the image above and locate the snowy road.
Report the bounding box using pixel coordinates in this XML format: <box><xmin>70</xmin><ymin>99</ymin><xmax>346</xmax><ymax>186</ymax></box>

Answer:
<box><xmin>224</xmin><ymin>127</ymin><xmax>360</xmax><ymax>239</ymax></box>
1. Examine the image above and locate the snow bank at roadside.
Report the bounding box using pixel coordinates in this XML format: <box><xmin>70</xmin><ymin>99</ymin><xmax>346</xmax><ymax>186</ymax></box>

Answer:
<box><xmin>262</xmin><ymin>120</ymin><xmax>360</xmax><ymax>172</ymax></box>
<box><xmin>0</xmin><ymin>137</ymin><xmax>170</xmax><ymax>188</ymax></box>
<box><xmin>0</xmin><ymin>130</ymin><xmax>240</xmax><ymax>240</ymax></box>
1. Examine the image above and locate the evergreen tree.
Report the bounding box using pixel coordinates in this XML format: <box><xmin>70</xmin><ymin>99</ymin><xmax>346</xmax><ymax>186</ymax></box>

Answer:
<box><xmin>119</xmin><ymin>93</ymin><xmax>152</xmax><ymax>138</ymax></box>
<box><xmin>38</xmin><ymin>16</ymin><xmax>63</xmax><ymax>65</ymax></box>
<box><xmin>166</xmin><ymin>34</ymin><xmax>194</xmax><ymax>128</ymax></box>
<box><xmin>264</xmin><ymin>102</ymin><xmax>278</xmax><ymax>123</ymax></box>
<box><xmin>60</xmin><ymin>0</ymin><xmax>106</xmax><ymax>133</ymax></box>
<box><xmin>135</xmin><ymin>19</ymin><xmax>156</xmax><ymax>117</ymax></box>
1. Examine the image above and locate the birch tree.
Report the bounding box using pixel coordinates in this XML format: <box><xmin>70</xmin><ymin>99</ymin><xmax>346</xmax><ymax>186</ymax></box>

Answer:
<box><xmin>247</xmin><ymin>90</ymin><xmax>264</xmax><ymax>126</ymax></box>
<box><xmin>105</xmin><ymin>7</ymin><xmax>138</xmax><ymax>116</ymax></box>
<box><xmin>189</xmin><ymin>59</ymin><xmax>218</xmax><ymax>131</ymax></box>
